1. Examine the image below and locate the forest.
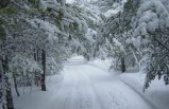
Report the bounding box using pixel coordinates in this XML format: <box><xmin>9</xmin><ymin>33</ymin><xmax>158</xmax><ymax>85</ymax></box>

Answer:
<box><xmin>0</xmin><ymin>0</ymin><xmax>169</xmax><ymax>109</ymax></box>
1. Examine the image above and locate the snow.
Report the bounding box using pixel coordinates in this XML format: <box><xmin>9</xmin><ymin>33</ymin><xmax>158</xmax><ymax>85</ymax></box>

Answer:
<box><xmin>66</xmin><ymin>0</ymin><xmax>74</xmax><ymax>4</ymax></box>
<box><xmin>134</xmin><ymin>0</ymin><xmax>169</xmax><ymax>36</ymax></box>
<box><xmin>113</xmin><ymin>38</ymin><xmax>125</xmax><ymax>53</ymax></box>
<box><xmin>85</xmin><ymin>29</ymin><xmax>96</xmax><ymax>43</ymax></box>
<box><xmin>104</xmin><ymin>9</ymin><xmax>119</xmax><ymax>18</ymax></box>
<box><xmin>9</xmin><ymin>54</ymin><xmax>42</xmax><ymax>75</ymax></box>
<box><xmin>39</xmin><ymin>0</ymin><xmax>47</xmax><ymax>11</ymax></box>
<box><xmin>103</xmin><ymin>0</ymin><xmax>127</xmax><ymax>18</ymax></box>
<box><xmin>26</xmin><ymin>18</ymin><xmax>68</xmax><ymax>46</ymax></box>
<box><xmin>120</xmin><ymin>73</ymin><xmax>169</xmax><ymax>109</ymax></box>
<box><xmin>13</xmin><ymin>56</ymin><xmax>169</xmax><ymax>109</ymax></box>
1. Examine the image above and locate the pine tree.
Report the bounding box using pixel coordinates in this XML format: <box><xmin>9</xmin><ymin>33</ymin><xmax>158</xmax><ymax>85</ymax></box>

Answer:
<box><xmin>94</xmin><ymin>0</ymin><xmax>141</xmax><ymax>72</ymax></box>
<box><xmin>131</xmin><ymin>0</ymin><xmax>169</xmax><ymax>90</ymax></box>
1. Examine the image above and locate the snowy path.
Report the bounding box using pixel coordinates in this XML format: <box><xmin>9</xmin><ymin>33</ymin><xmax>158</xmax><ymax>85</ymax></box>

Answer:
<box><xmin>14</xmin><ymin>56</ymin><xmax>155</xmax><ymax>109</ymax></box>
<box><xmin>47</xmin><ymin>56</ymin><xmax>152</xmax><ymax>109</ymax></box>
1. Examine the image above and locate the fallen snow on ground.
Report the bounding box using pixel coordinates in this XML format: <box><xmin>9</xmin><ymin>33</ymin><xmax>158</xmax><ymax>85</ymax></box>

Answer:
<box><xmin>13</xmin><ymin>56</ymin><xmax>169</xmax><ymax>109</ymax></box>
<box><xmin>120</xmin><ymin>73</ymin><xmax>169</xmax><ymax>109</ymax></box>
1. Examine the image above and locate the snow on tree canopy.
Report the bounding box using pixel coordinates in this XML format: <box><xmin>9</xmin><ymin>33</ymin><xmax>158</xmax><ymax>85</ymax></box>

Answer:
<box><xmin>9</xmin><ymin>54</ymin><xmax>42</xmax><ymax>75</ymax></box>
<box><xmin>26</xmin><ymin>18</ymin><xmax>67</xmax><ymax>45</ymax></box>
<box><xmin>39</xmin><ymin>0</ymin><xmax>61</xmax><ymax>11</ymax></box>
<box><xmin>113</xmin><ymin>38</ymin><xmax>125</xmax><ymax>53</ymax></box>
<box><xmin>134</xmin><ymin>0</ymin><xmax>169</xmax><ymax>36</ymax></box>
<box><xmin>39</xmin><ymin>0</ymin><xmax>48</xmax><ymax>11</ymax></box>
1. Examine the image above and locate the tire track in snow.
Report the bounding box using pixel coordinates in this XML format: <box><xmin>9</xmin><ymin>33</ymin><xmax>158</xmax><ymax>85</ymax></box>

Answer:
<box><xmin>71</xmin><ymin>66</ymin><xmax>101</xmax><ymax>109</ymax></box>
<box><xmin>87</xmin><ymin>62</ymin><xmax>158</xmax><ymax>109</ymax></box>
<box><xmin>61</xmin><ymin>71</ymin><xmax>79</xmax><ymax>109</ymax></box>
<box><xmin>82</xmin><ymin>65</ymin><xmax>152</xmax><ymax>109</ymax></box>
<box><xmin>48</xmin><ymin>57</ymin><xmax>156</xmax><ymax>109</ymax></box>
<box><xmin>80</xmin><ymin>68</ymin><xmax>110</xmax><ymax>109</ymax></box>
<box><xmin>77</xmin><ymin>74</ymin><xmax>92</xmax><ymax>109</ymax></box>
<box><xmin>68</xmin><ymin>71</ymin><xmax>82</xmax><ymax>109</ymax></box>
<box><xmin>49</xmin><ymin>68</ymin><xmax>76</xmax><ymax>109</ymax></box>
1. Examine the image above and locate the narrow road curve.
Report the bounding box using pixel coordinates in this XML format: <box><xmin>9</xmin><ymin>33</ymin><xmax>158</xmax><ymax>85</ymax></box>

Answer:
<box><xmin>49</xmin><ymin>56</ymin><xmax>153</xmax><ymax>109</ymax></box>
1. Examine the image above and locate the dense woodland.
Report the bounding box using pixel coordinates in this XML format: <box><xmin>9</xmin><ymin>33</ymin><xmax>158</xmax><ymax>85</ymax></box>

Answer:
<box><xmin>0</xmin><ymin>0</ymin><xmax>169</xmax><ymax>109</ymax></box>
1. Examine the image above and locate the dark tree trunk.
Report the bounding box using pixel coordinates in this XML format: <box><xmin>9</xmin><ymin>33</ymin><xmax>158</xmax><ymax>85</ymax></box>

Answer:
<box><xmin>34</xmin><ymin>48</ymin><xmax>38</xmax><ymax>86</ymax></box>
<box><xmin>34</xmin><ymin>48</ymin><xmax>41</xmax><ymax>86</ymax></box>
<box><xmin>121</xmin><ymin>56</ymin><xmax>126</xmax><ymax>73</ymax></box>
<box><xmin>0</xmin><ymin>60</ymin><xmax>5</xmax><ymax>109</ymax></box>
<box><xmin>41</xmin><ymin>49</ymin><xmax>47</xmax><ymax>91</ymax></box>
<box><xmin>2</xmin><ymin>56</ymin><xmax>15</xmax><ymax>109</ymax></box>
<box><xmin>5</xmin><ymin>84</ymin><xmax>14</xmax><ymax>109</ymax></box>
<box><xmin>37</xmin><ymin>49</ymin><xmax>40</xmax><ymax>61</ymax></box>
<box><xmin>34</xmin><ymin>48</ymin><xmax>37</xmax><ymax>61</ymax></box>
<box><xmin>13</xmin><ymin>73</ymin><xmax>20</xmax><ymax>96</ymax></box>
<box><xmin>34</xmin><ymin>48</ymin><xmax>40</xmax><ymax>61</ymax></box>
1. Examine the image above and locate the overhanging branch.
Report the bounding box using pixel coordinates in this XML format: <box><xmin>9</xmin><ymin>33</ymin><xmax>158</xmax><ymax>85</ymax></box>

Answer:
<box><xmin>152</xmin><ymin>36</ymin><xmax>169</xmax><ymax>52</ymax></box>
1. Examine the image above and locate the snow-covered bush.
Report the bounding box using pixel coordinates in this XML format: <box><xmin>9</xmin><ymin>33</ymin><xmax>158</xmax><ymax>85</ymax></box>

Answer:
<box><xmin>9</xmin><ymin>54</ymin><xmax>42</xmax><ymax>86</ymax></box>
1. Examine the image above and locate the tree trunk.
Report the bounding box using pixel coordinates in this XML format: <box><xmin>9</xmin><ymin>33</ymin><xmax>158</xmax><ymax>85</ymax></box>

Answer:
<box><xmin>34</xmin><ymin>48</ymin><xmax>37</xmax><ymax>61</ymax></box>
<box><xmin>13</xmin><ymin>73</ymin><xmax>20</xmax><ymax>96</ymax></box>
<box><xmin>34</xmin><ymin>48</ymin><xmax>39</xmax><ymax>86</ymax></box>
<box><xmin>2</xmin><ymin>56</ymin><xmax>15</xmax><ymax>109</ymax></box>
<box><xmin>5</xmin><ymin>83</ymin><xmax>14</xmax><ymax>109</ymax></box>
<box><xmin>0</xmin><ymin>59</ymin><xmax>5</xmax><ymax>109</ymax></box>
<box><xmin>121</xmin><ymin>56</ymin><xmax>126</xmax><ymax>73</ymax></box>
<box><xmin>41</xmin><ymin>49</ymin><xmax>47</xmax><ymax>91</ymax></box>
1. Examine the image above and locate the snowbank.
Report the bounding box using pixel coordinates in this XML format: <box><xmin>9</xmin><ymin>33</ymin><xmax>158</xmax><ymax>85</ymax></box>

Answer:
<box><xmin>120</xmin><ymin>73</ymin><xmax>169</xmax><ymax>109</ymax></box>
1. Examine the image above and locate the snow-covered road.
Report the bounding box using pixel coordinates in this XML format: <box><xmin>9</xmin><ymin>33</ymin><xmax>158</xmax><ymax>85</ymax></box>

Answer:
<box><xmin>48</xmin><ymin>56</ymin><xmax>152</xmax><ymax>109</ymax></box>
<box><xmin>14</xmin><ymin>56</ymin><xmax>155</xmax><ymax>109</ymax></box>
